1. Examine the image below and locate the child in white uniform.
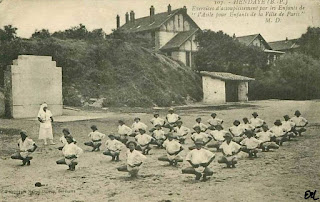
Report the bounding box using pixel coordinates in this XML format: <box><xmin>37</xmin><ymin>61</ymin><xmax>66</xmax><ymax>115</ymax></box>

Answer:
<box><xmin>189</xmin><ymin>126</ymin><xmax>212</xmax><ymax>150</ymax></box>
<box><xmin>151</xmin><ymin>124</ymin><xmax>166</xmax><ymax>148</ymax></box>
<box><xmin>135</xmin><ymin>129</ymin><xmax>154</xmax><ymax>155</ymax></box>
<box><xmin>193</xmin><ymin>117</ymin><xmax>208</xmax><ymax>132</ymax></box>
<box><xmin>103</xmin><ymin>134</ymin><xmax>123</xmax><ymax>161</ymax></box>
<box><xmin>158</xmin><ymin>133</ymin><xmax>184</xmax><ymax>166</ymax></box>
<box><xmin>164</xmin><ymin>108</ymin><xmax>181</xmax><ymax>130</ymax></box>
<box><xmin>84</xmin><ymin>125</ymin><xmax>105</xmax><ymax>151</ymax></box>
<box><xmin>249</xmin><ymin>112</ymin><xmax>264</xmax><ymax>132</ymax></box>
<box><xmin>131</xmin><ymin>117</ymin><xmax>148</xmax><ymax>135</ymax></box>
<box><xmin>240</xmin><ymin>130</ymin><xmax>261</xmax><ymax>158</ymax></box>
<box><xmin>117</xmin><ymin>140</ymin><xmax>147</xmax><ymax>178</ymax></box>
<box><xmin>269</xmin><ymin>120</ymin><xmax>288</xmax><ymax>146</ymax></box>
<box><xmin>11</xmin><ymin>131</ymin><xmax>37</xmax><ymax>166</ymax></box>
<box><xmin>207</xmin><ymin>125</ymin><xmax>228</xmax><ymax>150</ymax></box>
<box><xmin>207</xmin><ymin>113</ymin><xmax>223</xmax><ymax>130</ymax></box>
<box><xmin>240</xmin><ymin>117</ymin><xmax>254</xmax><ymax>132</ymax></box>
<box><xmin>150</xmin><ymin>113</ymin><xmax>165</xmax><ymax>132</ymax></box>
<box><xmin>290</xmin><ymin>110</ymin><xmax>308</xmax><ymax>136</ymax></box>
<box><xmin>173</xmin><ymin>121</ymin><xmax>190</xmax><ymax>144</ymax></box>
<box><xmin>256</xmin><ymin>125</ymin><xmax>279</xmax><ymax>151</ymax></box>
<box><xmin>58</xmin><ymin>128</ymin><xmax>76</xmax><ymax>150</ymax></box>
<box><xmin>118</xmin><ymin>120</ymin><xmax>132</xmax><ymax>144</ymax></box>
<box><xmin>282</xmin><ymin>115</ymin><xmax>296</xmax><ymax>140</ymax></box>
<box><xmin>56</xmin><ymin>136</ymin><xmax>83</xmax><ymax>171</ymax></box>
<box><xmin>229</xmin><ymin>120</ymin><xmax>245</xmax><ymax>143</ymax></box>
<box><xmin>218</xmin><ymin>133</ymin><xmax>241</xmax><ymax>168</ymax></box>
<box><xmin>182</xmin><ymin>140</ymin><xmax>215</xmax><ymax>181</ymax></box>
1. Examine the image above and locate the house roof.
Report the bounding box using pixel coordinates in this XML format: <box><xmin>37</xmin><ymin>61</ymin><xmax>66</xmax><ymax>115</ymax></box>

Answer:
<box><xmin>200</xmin><ymin>71</ymin><xmax>255</xmax><ymax>81</ymax></box>
<box><xmin>119</xmin><ymin>8</ymin><xmax>200</xmax><ymax>33</ymax></box>
<box><xmin>236</xmin><ymin>34</ymin><xmax>259</xmax><ymax>46</ymax></box>
<box><xmin>160</xmin><ymin>29</ymin><xmax>199</xmax><ymax>51</ymax></box>
<box><xmin>268</xmin><ymin>39</ymin><xmax>299</xmax><ymax>51</ymax></box>
<box><xmin>236</xmin><ymin>34</ymin><xmax>272</xmax><ymax>50</ymax></box>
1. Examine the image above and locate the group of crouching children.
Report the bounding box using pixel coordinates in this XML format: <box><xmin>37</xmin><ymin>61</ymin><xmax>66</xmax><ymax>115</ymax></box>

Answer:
<box><xmin>11</xmin><ymin>108</ymin><xmax>308</xmax><ymax>181</ymax></box>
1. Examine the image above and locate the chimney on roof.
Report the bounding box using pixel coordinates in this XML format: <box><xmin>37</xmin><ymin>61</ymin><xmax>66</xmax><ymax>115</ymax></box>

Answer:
<box><xmin>168</xmin><ymin>4</ymin><xmax>172</xmax><ymax>14</ymax></box>
<box><xmin>286</xmin><ymin>37</ymin><xmax>288</xmax><ymax>41</ymax></box>
<box><xmin>150</xmin><ymin>6</ymin><xmax>155</xmax><ymax>23</ymax></box>
<box><xmin>150</xmin><ymin>5</ymin><xmax>155</xmax><ymax>16</ymax></box>
<box><xmin>125</xmin><ymin>12</ymin><xmax>129</xmax><ymax>24</ymax></box>
<box><xmin>183</xmin><ymin>6</ymin><xmax>187</xmax><ymax>14</ymax></box>
<box><xmin>233</xmin><ymin>33</ymin><xmax>236</xmax><ymax>39</ymax></box>
<box><xmin>130</xmin><ymin>10</ymin><xmax>135</xmax><ymax>23</ymax></box>
<box><xmin>116</xmin><ymin>15</ymin><xmax>120</xmax><ymax>29</ymax></box>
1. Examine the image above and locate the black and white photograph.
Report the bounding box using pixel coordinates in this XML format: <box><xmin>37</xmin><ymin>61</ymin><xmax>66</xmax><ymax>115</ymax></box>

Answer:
<box><xmin>0</xmin><ymin>0</ymin><xmax>319</xmax><ymax>201</ymax></box>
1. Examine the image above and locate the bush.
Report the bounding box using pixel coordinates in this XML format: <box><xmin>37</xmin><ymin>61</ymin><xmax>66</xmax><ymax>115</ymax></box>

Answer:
<box><xmin>250</xmin><ymin>53</ymin><xmax>320</xmax><ymax>100</ymax></box>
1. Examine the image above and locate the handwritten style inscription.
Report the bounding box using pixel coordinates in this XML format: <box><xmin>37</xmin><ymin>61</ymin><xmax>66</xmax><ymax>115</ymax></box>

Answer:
<box><xmin>305</xmin><ymin>190</ymin><xmax>319</xmax><ymax>200</ymax></box>
<box><xmin>191</xmin><ymin>0</ymin><xmax>306</xmax><ymax>24</ymax></box>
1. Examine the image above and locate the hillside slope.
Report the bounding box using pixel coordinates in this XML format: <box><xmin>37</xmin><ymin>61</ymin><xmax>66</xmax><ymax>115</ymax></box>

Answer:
<box><xmin>0</xmin><ymin>38</ymin><xmax>202</xmax><ymax>107</ymax></box>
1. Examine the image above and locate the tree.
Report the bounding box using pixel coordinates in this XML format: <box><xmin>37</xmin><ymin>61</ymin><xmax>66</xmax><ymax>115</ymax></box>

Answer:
<box><xmin>298</xmin><ymin>27</ymin><xmax>320</xmax><ymax>59</ymax></box>
<box><xmin>194</xmin><ymin>30</ymin><xmax>268</xmax><ymax>77</ymax></box>
<box><xmin>87</xmin><ymin>28</ymin><xmax>106</xmax><ymax>41</ymax></box>
<box><xmin>0</xmin><ymin>25</ymin><xmax>18</xmax><ymax>41</ymax></box>
<box><xmin>250</xmin><ymin>52</ymin><xmax>320</xmax><ymax>100</ymax></box>
<box><xmin>52</xmin><ymin>24</ymin><xmax>88</xmax><ymax>40</ymax></box>
<box><xmin>31</xmin><ymin>29</ymin><xmax>51</xmax><ymax>39</ymax></box>
<box><xmin>274</xmin><ymin>52</ymin><xmax>320</xmax><ymax>99</ymax></box>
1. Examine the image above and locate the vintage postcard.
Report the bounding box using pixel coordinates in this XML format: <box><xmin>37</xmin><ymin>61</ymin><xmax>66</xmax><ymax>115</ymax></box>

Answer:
<box><xmin>0</xmin><ymin>0</ymin><xmax>319</xmax><ymax>201</ymax></box>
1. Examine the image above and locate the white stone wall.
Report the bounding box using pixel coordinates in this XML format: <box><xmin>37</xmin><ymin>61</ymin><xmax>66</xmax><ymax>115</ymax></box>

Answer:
<box><xmin>252</xmin><ymin>38</ymin><xmax>266</xmax><ymax>50</ymax></box>
<box><xmin>5</xmin><ymin>55</ymin><xmax>62</xmax><ymax>118</ymax></box>
<box><xmin>155</xmin><ymin>31</ymin><xmax>177</xmax><ymax>50</ymax></box>
<box><xmin>202</xmin><ymin>76</ymin><xmax>226</xmax><ymax>104</ymax></box>
<box><xmin>172</xmin><ymin>51</ymin><xmax>186</xmax><ymax>65</ymax></box>
<box><xmin>180</xmin><ymin>35</ymin><xmax>198</xmax><ymax>52</ymax></box>
<box><xmin>156</xmin><ymin>12</ymin><xmax>198</xmax><ymax>51</ymax></box>
<box><xmin>160</xmin><ymin>13</ymin><xmax>195</xmax><ymax>32</ymax></box>
<box><xmin>173</xmin><ymin>14</ymin><xmax>184</xmax><ymax>32</ymax></box>
<box><xmin>238</xmin><ymin>81</ymin><xmax>249</xmax><ymax>102</ymax></box>
<box><xmin>183</xmin><ymin>20</ymin><xmax>190</xmax><ymax>31</ymax></box>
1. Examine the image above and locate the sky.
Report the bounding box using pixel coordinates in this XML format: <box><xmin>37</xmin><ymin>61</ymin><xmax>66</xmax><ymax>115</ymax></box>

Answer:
<box><xmin>0</xmin><ymin>0</ymin><xmax>319</xmax><ymax>41</ymax></box>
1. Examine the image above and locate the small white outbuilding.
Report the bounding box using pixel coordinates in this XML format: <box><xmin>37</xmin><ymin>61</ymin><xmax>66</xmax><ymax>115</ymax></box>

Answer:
<box><xmin>200</xmin><ymin>71</ymin><xmax>255</xmax><ymax>104</ymax></box>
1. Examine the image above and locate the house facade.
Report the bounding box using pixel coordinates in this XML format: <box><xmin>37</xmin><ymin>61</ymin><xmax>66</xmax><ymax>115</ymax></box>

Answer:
<box><xmin>235</xmin><ymin>33</ymin><xmax>285</xmax><ymax>65</ymax></box>
<box><xmin>117</xmin><ymin>5</ymin><xmax>200</xmax><ymax>67</ymax></box>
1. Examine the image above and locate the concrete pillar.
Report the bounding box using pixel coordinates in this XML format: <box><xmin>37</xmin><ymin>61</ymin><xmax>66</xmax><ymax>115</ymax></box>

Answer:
<box><xmin>4</xmin><ymin>55</ymin><xmax>63</xmax><ymax>118</ymax></box>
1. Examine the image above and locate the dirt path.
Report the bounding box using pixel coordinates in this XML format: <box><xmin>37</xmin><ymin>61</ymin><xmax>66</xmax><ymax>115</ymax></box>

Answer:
<box><xmin>0</xmin><ymin>100</ymin><xmax>319</xmax><ymax>202</ymax></box>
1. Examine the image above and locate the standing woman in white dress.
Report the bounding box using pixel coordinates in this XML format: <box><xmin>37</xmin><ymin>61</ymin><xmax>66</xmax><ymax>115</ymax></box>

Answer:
<box><xmin>38</xmin><ymin>103</ymin><xmax>55</xmax><ymax>145</ymax></box>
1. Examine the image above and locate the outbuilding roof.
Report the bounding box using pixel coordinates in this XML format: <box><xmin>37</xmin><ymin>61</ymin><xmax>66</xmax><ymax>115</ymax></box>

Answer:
<box><xmin>200</xmin><ymin>71</ymin><xmax>255</xmax><ymax>81</ymax></box>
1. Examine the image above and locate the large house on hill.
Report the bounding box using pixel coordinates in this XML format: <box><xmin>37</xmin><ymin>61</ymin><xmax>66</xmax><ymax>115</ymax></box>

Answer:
<box><xmin>235</xmin><ymin>33</ymin><xmax>285</xmax><ymax>65</ymax></box>
<box><xmin>116</xmin><ymin>5</ymin><xmax>200</xmax><ymax>67</ymax></box>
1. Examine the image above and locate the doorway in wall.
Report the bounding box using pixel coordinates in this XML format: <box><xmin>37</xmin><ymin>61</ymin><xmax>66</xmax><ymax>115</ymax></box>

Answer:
<box><xmin>225</xmin><ymin>81</ymin><xmax>239</xmax><ymax>102</ymax></box>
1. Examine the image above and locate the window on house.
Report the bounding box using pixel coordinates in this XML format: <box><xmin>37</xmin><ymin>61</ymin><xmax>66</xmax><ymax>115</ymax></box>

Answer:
<box><xmin>186</xmin><ymin>51</ymin><xmax>191</xmax><ymax>67</ymax></box>
<box><xmin>151</xmin><ymin>32</ymin><xmax>155</xmax><ymax>48</ymax></box>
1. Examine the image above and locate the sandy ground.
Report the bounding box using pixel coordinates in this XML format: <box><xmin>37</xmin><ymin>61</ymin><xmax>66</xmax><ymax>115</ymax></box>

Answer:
<box><xmin>0</xmin><ymin>100</ymin><xmax>320</xmax><ymax>202</ymax></box>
